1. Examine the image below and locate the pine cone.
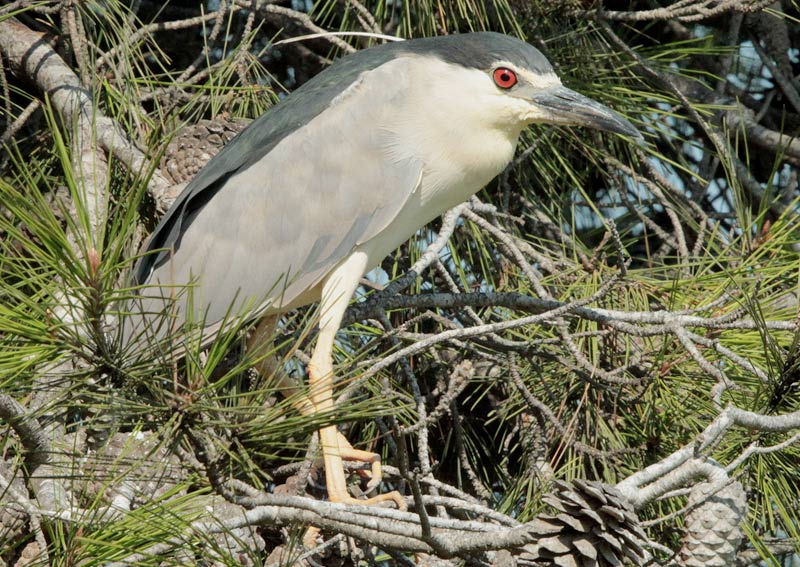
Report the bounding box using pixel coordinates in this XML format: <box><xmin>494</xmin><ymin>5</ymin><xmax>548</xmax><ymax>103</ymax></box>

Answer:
<box><xmin>0</xmin><ymin>462</ymin><xmax>28</xmax><ymax>548</ymax></box>
<box><xmin>519</xmin><ymin>479</ymin><xmax>648</xmax><ymax>567</ymax></box>
<box><xmin>0</xmin><ymin>501</ymin><xmax>27</xmax><ymax>547</ymax></box>
<box><xmin>679</xmin><ymin>480</ymin><xmax>746</xmax><ymax>567</ymax></box>
<box><xmin>160</xmin><ymin>117</ymin><xmax>249</xmax><ymax>185</ymax></box>
<box><xmin>13</xmin><ymin>542</ymin><xmax>40</xmax><ymax>567</ymax></box>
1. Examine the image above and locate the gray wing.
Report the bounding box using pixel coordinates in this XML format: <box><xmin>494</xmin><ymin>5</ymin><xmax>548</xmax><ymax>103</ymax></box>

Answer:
<box><xmin>127</xmin><ymin>58</ymin><xmax>422</xmax><ymax>344</ymax></box>
<box><xmin>133</xmin><ymin>41</ymin><xmax>414</xmax><ymax>286</ymax></box>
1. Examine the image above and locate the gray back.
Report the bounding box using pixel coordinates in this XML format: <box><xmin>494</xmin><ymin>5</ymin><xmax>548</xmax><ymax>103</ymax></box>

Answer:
<box><xmin>134</xmin><ymin>32</ymin><xmax>551</xmax><ymax>284</ymax></box>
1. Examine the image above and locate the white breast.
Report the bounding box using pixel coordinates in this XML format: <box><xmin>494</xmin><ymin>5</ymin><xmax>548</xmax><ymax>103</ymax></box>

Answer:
<box><xmin>355</xmin><ymin>55</ymin><xmax>523</xmax><ymax>269</ymax></box>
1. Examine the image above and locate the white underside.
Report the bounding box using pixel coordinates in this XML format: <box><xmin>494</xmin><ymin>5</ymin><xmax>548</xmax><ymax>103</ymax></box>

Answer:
<box><xmin>258</xmin><ymin>56</ymin><xmax>526</xmax><ymax>314</ymax></box>
<box><xmin>131</xmin><ymin>54</ymin><xmax>540</xmax><ymax>345</ymax></box>
<box><xmin>350</xmin><ymin>56</ymin><xmax>523</xmax><ymax>276</ymax></box>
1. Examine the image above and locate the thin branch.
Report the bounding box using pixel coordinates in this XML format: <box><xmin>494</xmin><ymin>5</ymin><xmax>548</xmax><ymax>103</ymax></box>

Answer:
<box><xmin>617</xmin><ymin>404</ymin><xmax>800</xmax><ymax>507</ymax></box>
<box><xmin>0</xmin><ymin>395</ymin><xmax>51</xmax><ymax>470</ymax></box>
<box><xmin>583</xmin><ymin>0</ymin><xmax>776</xmax><ymax>23</ymax></box>
<box><xmin>726</xmin><ymin>431</ymin><xmax>800</xmax><ymax>471</ymax></box>
<box><xmin>104</xmin><ymin>493</ymin><xmax>559</xmax><ymax>565</ymax></box>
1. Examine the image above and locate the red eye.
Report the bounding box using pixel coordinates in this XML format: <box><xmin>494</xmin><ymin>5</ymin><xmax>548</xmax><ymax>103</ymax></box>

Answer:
<box><xmin>493</xmin><ymin>67</ymin><xmax>517</xmax><ymax>89</ymax></box>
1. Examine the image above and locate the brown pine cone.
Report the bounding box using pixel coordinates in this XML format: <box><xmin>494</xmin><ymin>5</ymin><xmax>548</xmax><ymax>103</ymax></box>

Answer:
<box><xmin>160</xmin><ymin>117</ymin><xmax>250</xmax><ymax>185</ymax></box>
<box><xmin>0</xmin><ymin>463</ymin><xmax>28</xmax><ymax>549</ymax></box>
<box><xmin>518</xmin><ymin>479</ymin><xmax>649</xmax><ymax>567</ymax></box>
<box><xmin>679</xmin><ymin>480</ymin><xmax>746</xmax><ymax>567</ymax></box>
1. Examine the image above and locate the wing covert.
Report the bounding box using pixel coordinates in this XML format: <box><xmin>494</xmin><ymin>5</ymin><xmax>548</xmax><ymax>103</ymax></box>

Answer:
<box><xmin>128</xmin><ymin>57</ymin><xmax>423</xmax><ymax>345</ymax></box>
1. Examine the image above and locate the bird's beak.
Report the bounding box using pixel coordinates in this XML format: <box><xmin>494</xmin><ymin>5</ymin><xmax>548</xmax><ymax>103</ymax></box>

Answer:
<box><xmin>527</xmin><ymin>85</ymin><xmax>641</xmax><ymax>139</ymax></box>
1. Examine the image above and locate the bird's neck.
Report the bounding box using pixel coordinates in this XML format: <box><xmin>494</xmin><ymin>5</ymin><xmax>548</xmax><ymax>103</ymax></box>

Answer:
<box><xmin>404</xmin><ymin>123</ymin><xmax>520</xmax><ymax>213</ymax></box>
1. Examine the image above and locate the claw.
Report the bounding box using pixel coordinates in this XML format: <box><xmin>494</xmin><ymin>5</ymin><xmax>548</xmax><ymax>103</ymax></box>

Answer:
<box><xmin>302</xmin><ymin>526</ymin><xmax>321</xmax><ymax>550</ymax></box>
<box><xmin>364</xmin><ymin>469</ymin><xmax>382</xmax><ymax>492</ymax></box>
<box><xmin>334</xmin><ymin>431</ymin><xmax>385</xmax><ymax>489</ymax></box>
<box><xmin>319</xmin><ymin>424</ymin><xmax>405</xmax><ymax>510</ymax></box>
<box><xmin>334</xmin><ymin>490</ymin><xmax>407</xmax><ymax>510</ymax></box>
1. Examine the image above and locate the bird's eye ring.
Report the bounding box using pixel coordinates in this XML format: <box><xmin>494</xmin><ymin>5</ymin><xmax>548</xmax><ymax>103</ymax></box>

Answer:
<box><xmin>493</xmin><ymin>67</ymin><xmax>517</xmax><ymax>89</ymax></box>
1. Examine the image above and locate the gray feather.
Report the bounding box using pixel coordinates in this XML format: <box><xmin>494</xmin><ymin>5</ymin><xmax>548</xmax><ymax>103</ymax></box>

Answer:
<box><xmin>126</xmin><ymin>32</ymin><xmax>549</xmax><ymax>346</ymax></box>
<box><xmin>134</xmin><ymin>32</ymin><xmax>550</xmax><ymax>285</ymax></box>
<box><xmin>127</xmin><ymin>55</ymin><xmax>423</xmax><ymax>344</ymax></box>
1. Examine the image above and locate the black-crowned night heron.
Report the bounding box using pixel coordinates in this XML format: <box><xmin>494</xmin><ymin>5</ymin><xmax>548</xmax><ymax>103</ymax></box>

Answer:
<box><xmin>127</xmin><ymin>32</ymin><xmax>638</xmax><ymax>509</ymax></box>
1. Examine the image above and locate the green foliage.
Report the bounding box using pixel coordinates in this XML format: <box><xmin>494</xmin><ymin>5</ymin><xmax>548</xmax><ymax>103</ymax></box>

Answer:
<box><xmin>1</xmin><ymin>0</ymin><xmax>799</xmax><ymax>564</ymax></box>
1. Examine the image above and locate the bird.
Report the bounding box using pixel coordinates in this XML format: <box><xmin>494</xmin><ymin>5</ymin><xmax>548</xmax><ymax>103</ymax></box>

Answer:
<box><xmin>124</xmin><ymin>31</ymin><xmax>639</xmax><ymax>510</ymax></box>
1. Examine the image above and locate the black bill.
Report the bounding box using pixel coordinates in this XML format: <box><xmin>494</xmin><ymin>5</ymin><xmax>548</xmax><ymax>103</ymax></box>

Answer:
<box><xmin>529</xmin><ymin>85</ymin><xmax>641</xmax><ymax>139</ymax></box>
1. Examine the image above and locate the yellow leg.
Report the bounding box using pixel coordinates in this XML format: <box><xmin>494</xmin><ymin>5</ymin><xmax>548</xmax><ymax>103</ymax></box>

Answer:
<box><xmin>250</xmin><ymin>253</ymin><xmax>405</xmax><ymax>511</ymax></box>
<box><xmin>248</xmin><ymin>315</ymin><xmax>315</xmax><ymax>416</ymax></box>
<box><xmin>317</xmin><ymin>422</ymin><xmax>406</xmax><ymax>509</ymax></box>
<box><xmin>308</xmin><ymin>252</ymin><xmax>405</xmax><ymax>510</ymax></box>
<box><xmin>330</xmin><ymin>430</ymin><xmax>389</xmax><ymax>491</ymax></box>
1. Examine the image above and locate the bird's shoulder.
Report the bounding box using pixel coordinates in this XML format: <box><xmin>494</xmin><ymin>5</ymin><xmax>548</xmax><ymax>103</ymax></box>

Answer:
<box><xmin>134</xmin><ymin>45</ymin><xmax>408</xmax><ymax>285</ymax></box>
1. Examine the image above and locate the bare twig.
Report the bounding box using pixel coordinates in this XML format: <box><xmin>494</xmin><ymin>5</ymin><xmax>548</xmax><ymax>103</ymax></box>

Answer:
<box><xmin>0</xmin><ymin>395</ymin><xmax>51</xmax><ymax>469</ymax></box>
<box><xmin>583</xmin><ymin>0</ymin><xmax>776</xmax><ymax>23</ymax></box>
<box><xmin>617</xmin><ymin>404</ymin><xmax>800</xmax><ymax>507</ymax></box>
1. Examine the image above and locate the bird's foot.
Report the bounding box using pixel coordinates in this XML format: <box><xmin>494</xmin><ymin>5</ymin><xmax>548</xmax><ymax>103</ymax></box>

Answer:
<box><xmin>301</xmin><ymin>491</ymin><xmax>406</xmax><ymax>550</ymax></box>
<box><xmin>329</xmin><ymin>482</ymin><xmax>408</xmax><ymax>510</ymax></box>
<box><xmin>332</xmin><ymin>432</ymin><xmax>384</xmax><ymax>489</ymax></box>
<box><xmin>331</xmin><ymin>432</ymin><xmax>407</xmax><ymax>510</ymax></box>
<box><xmin>318</xmin><ymin>426</ymin><xmax>407</xmax><ymax>510</ymax></box>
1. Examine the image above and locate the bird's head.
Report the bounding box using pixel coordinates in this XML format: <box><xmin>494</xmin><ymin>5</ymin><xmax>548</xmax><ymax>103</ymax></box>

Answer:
<box><xmin>393</xmin><ymin>33</ymin><xmax>640</xmax><ymax>139</ymax></box>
